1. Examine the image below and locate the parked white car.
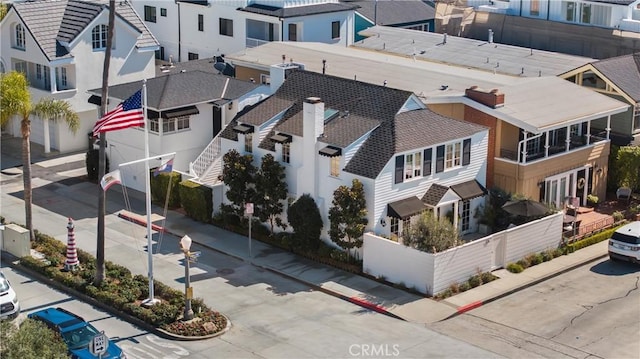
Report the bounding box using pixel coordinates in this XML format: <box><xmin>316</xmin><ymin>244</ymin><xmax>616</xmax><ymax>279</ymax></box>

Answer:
<box><xmin>0</xmin><ymin>271</ymin><xmax>20</xmax><ymax>320</ymax></box>
<box><xmin>608</xmin><ymin>221</ymin><xmax>640</xmax><ymax>264</ymax></box>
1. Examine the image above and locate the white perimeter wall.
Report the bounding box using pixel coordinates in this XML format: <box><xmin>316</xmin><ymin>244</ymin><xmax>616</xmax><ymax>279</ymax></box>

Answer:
<box><xmin>363</xmin><ymin>211</ymin><xmax>564</xmax><ymax>295</ymax></box>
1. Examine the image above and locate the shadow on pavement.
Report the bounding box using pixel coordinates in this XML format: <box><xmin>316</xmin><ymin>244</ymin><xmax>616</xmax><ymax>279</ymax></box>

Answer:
<box><xmin>590</xmin><ymin>260</ymin><xmax>640</xmax><ymax>276</ymax></box>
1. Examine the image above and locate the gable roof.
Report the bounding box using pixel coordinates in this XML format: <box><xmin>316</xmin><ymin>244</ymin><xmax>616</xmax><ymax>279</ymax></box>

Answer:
<box><xmin>11</xmin><ymin>0</ymin><xmax>159</xmax><ymax>61</ymax></box>
<box><xmin>344</xmin><ymin>0</ymin><xmax>434</xmax><ymax>26</ymax></box>
<box><xmin>88</xmin><ymin>71</ymin><xmax>259</xmax><ymax>110</ymax></box>
<box><xmin>591</xmin><ymin>52</ymin><xmax>640</xmax><ymax>102</ymax></box>
<box><xmin>224</xmin><ymin>70</ymin><xmax>486</xmax><ymax>179</ymax></box>
<box><xmin>239</xmin><ymin>2</ymin><xmax>359</xmax><ymax>18</ymax></box>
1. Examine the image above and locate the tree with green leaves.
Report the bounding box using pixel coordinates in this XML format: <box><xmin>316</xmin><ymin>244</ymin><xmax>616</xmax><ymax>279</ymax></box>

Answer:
<box><xmin>0</xmin><ymin>1</ymin><xmax>8</xmax><ymax>21</ymax></box>
<box><xmin>221</xmin><ymin>149</ymin><xmax>257</xmax><ymax>218</ymax></box>
<box><xmin>255</xmin><ymin>153</ymin><xmax>288</xmax><ymax>234</ymax></box>
<box><xmin>0</xmin><ymin>318</ymin><xmax>68</xmax><ymax>359</ymax></box>
<box><xmin>287</xmin><ymin>194</ymin><xmax>323</xmax><ymax>250</ymax></box>
<box><xmin>329</xmin><ymin>179</ymin><xmax>368</xmax><ymax>256</ymax></box>
<box><xmin>1</xmin><ymin>72</ymin><xmax>79</xmax><ymax>241</ymax></box>
<box><xmin>614</xmin><ymin>146</ymin><xmax>640</xmax><ymax>191</ymax></box>
<box><xmin>402</xmin><ymin>211</ymin><xmax>460</xmax><ymax>253</ymax></box>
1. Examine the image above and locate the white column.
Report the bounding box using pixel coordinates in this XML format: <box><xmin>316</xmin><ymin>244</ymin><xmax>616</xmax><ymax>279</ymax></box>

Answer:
<box><xmin>544</xmin><ymin>130</ymin><xmax>549</xmax><ymax>157</ymax></box>
<box><xmin>43</xmin><ymin>118</ymin><xmax>51</xmax><ymax>153</ymax></box>
<box><xmin>49</xmin><ymin>66</ymin><xmax>57</xmax><ymax>93</ymax></box>
<box><xmin>586</xmin><ymin>121</ymin><xmax>591</xmax><ymax>145</ymax></box>
<box><xmin>606</xmin><ymin>115</ymin><xmax>611</xmax><ymax>140</ymax></box>
<box><xmin>565</xmin><ymin>125</ymin><xmax>571</xmax><ymax>151</ymax></box>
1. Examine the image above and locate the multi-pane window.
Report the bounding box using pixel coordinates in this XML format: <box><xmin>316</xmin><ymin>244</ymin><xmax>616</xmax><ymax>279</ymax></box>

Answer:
<box><xmin>390</xmin><ymin>217</ymin><xmax>399</xmax><ymax>239</ymax></box>
<box><xmin>220</xmin><ymin>18</ymin><xmax>233</xmax><ymax>36</ymax></box>
<box><xmin>161</xmin><ymin>8</ymin><xmax>167</xmax><ymax>17</ymax></box>
<box><xmin>15</xmin><ymin>24</ymin><xmax>25</xmax><ymax>49</ymax></box>
<box><xmin>162</xmin><ymin>116</ymin><xmax>190</xmax><ymax>133</ymax></box>
<box><xmin>634</xmin><ymin>105</ymin><xmax>640</xmax><ymax>133</ymax></box>
<box><xmin>404</xmin><ymin>151</ymin><xmax>422</xmax><ymax>180</ymax></box>
<box><xmin>144</xmin><ymin>6</ymin><xmax>156</xmax><ymax>23</ymax></box>
<box><xmin>198</xmin><ymin>14</ymin><xmax>204</xmax><ymax>31</ymax></box>
<box><xmin>36</xmin><ymin>64</ymin><xmax>42</xmax><ymax>80</ymax></box>
<box><xmin>188</xmin><ymin>52</ymin><xmax>199</xmax><ymax>61</ymax></box>
<box><xmin>245</xmin><ymin>132</ymin><xmax>253</xmax><ymax>153</ymax></box>
<box><xmin>282</xmin><ymin>143</ymin><xmax>290</xmax><ymax>163</ymax></box>
<box><xmin>55</xmin><ymin>67</ymin><xmax>67</xmax><ymax>89</ymax></box>
<box><xmin>14</xmin><ymin>61</ymin><xmax>27</xmax><ymax>74</ymax></box>
<box><xmin>149</xmin><ymin>118</ymin><xmax>159</xmax><ymax>133</ymax></box>
<box><xmin>564</xmin><ymin>1</ymin><xmax>576</xmax><ymax>22</ymax></box>
<box><xmin>92</xmin><ymin>25</ymin><xmax>108</xmax><ymax>50</ymax></box>
<box><xmin>445</xmin><ymin>142</ymin><xmax>462</xmax><ymax>169</ymax></box>
<box><xmin>331</xmin><ymin>21</ymin><xmax>340</xmax><ymax>39</ymax></box>
<box><xmin>330</xmin><ymin>156</ymin><xmax>340</xmax><ymax>177</ymax></box>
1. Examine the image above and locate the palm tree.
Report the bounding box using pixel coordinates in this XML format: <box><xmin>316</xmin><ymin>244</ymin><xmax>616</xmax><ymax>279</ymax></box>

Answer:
<box><xmin>1</xmin><ymin>71</ymin><xmax>80</xmax><ymax>240</ymax></box>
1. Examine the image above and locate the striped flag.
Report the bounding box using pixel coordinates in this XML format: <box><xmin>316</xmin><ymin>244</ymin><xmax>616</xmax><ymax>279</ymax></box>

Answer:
<box><xmin>153</xmin><ymin>158</ymin><xmax>173</xmax><ymax>177</ymax></box>
<box><xmin>93</xmin><ymin>89</ymin><xmax>144</xmax><ymax>136</ymax></box>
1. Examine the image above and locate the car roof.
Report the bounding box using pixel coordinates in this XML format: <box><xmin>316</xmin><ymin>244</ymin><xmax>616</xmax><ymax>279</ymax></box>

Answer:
<box><xmin>29</xmin><ymin>307</ymin><xmax>86</xmax><ymax>329</ymax></box>
<box><xmin>615</xmin><ymin>221</ymin><xmax>640</xmax><ymax>237</ymax></box>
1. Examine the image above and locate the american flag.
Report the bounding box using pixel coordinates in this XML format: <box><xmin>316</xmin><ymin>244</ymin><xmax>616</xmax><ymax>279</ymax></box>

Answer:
<box><xmin>93</xmin><ymin>89</ymin><xmax>144</xmax><ymax>136</ymax></box>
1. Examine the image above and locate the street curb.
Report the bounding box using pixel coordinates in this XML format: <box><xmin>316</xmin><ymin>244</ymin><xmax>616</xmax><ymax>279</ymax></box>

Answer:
<box><xmin>443</xmin><ymin>253</ymin><xmax>608</xmax><ymax>321</ymax></box>
<box><xmin>119</xmin><ymin>212</ymin><xmax>405</xmax><ymax>321</ymax></box>
<box><xmin>1</xmin><ymin>251</ymin><xmax>232</xmax><ymax>341</ymax></box>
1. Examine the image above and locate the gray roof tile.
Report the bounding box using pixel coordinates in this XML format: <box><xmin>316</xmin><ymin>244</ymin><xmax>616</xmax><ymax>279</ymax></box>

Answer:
<box><xmin>343</xmin><ymin>0</ymin><xmax>434</xmax><ymax>26</ymax></box>
<box><xmin>239</xmin><ymin>2</ymin><xmax>358</xmax><ymax>18</ymax></box>
<box><xmin>592</xmin><ymin>52</ymin><xmax>640</xmax><ymax>102</ymax></box>
<box><xmin>12</xmin><ymin>0</ymin><xmax>158</xmax><ymax>61</ymax></box>
<box><xmin>421</xmin><ymin>184</ymin><xmax>449</xmax><ymax>206</ymax></box>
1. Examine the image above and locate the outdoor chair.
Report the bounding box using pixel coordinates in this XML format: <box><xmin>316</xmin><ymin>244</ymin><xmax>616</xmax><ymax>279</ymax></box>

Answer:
<box><xmin>616</xmin><ymin>187</ymin><xmax>632</xmax><ymax>204</ymax></box>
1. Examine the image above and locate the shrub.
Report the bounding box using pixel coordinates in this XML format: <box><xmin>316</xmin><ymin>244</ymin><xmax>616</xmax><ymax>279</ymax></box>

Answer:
<box><xmin>506</xmin><ymin>262</ymin><xmax>524</xmax><ymax>273</ymax></box>
<box><xmin>527</xmin><ymin>253</ymin><xmax>544</xmax><ymax>266</ymax></box>
<box><xmin>468</xmin><ymin>275</ymin><xmax>482</xmax><ymax>288</ymax></box>
<box><xmin>458</xmin><ymin>282</ymin><xmax>471</xmax><ymax>292</ymax></box>
<box><xmin>566</xmin><ymin>225</ymin><xmax>625</xmax><ymax>252</ymax></box>
<box><xmin>541</xmin><ymin>250</ymin><xmax>554</xmax><ymax>262</ymax></box>
<box><xmin>516</xmin><ymin>259</ymin><xmax>530</xmax><ymax>269</ymax></box>
<box><xmin>612</xmin><ymin>211</ymin><xmax>625</xmax><ymax>222</ymax></box>
<box><xmin>480</xmin><ymin>272</ymin><xmax>496</xmax><ymax>283</ymax></box>
<box><xmin>150</xmin><ymin>171</ymin><xmax>182</xmax><ymax>209</ymax></box>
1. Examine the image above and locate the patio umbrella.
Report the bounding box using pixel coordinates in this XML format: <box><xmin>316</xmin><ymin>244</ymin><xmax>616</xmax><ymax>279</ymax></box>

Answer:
<box><xmin>501</xmin><ymin>199</ymin><xmax>548</xmax><ymax>217</ymax></box>
<box><xmin>64</xmin><ymin>217</ymin><xmax>79</xmax><ymax>271</ymax></box>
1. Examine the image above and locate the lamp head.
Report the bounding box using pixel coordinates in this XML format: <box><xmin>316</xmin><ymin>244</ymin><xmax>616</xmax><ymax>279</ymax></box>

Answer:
<box><xmin>180</xmin><ymin>235</ymin><xmax>192</xmax><ymax>252</ymax></box>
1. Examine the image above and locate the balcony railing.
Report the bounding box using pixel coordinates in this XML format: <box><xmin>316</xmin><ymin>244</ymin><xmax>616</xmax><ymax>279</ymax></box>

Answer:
<box><xmin>499</xmin><ymin>134</ymin><xmax>607</xmax><ymax>164</ymax></box>
<box><xmin>246</xmin><ymin>37</ymin><xmax>270</xmax><ymax>48</ymax></box>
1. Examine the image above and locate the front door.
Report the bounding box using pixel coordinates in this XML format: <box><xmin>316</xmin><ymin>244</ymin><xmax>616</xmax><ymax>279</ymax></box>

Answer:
<box><xmin>213</xmin><ymin>106</ymin><xmax>222</xmax><ymax>137</ymax></box>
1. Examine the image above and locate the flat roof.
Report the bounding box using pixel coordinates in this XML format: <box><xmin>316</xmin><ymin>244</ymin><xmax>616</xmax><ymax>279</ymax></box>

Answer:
<box><xmin>355</xmin><ymin>26</ymin><xmax>593</xmax><ymax>77</ymax></box>
<box><xmin>226</xmin><ymin>41</ymin><xmax>520</xmax><ymax>99</ymax></box>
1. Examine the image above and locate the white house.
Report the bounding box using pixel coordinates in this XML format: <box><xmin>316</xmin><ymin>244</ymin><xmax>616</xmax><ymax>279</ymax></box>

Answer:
<box><xmin>130</xmin><ymin>0</ymin><xmax>357</xmax><ymax>63</ymax></box>
<box><xmin>215</xmin><ymin>68</ymin><xmax>489</xmax><ymax>245</ymax></box>
<box><xmin>0</xmin><ymin>0</ymin><xmax>159</xmax><ymax>154</ymax></box>
<box><xmin>88</xmin><ymin>58</ymin><xmax>263</xmax><ymax>192</ymax></box>
<box><xmin>468</xmin><ymin>0</ymin><xmax>640</xmax><ymax>33</ymax></box>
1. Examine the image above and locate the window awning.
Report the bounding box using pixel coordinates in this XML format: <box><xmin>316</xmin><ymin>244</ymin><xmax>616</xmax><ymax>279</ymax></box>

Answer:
<box><xmin>318</xmin><ymin>146</ymin><xmax>341</xmax><ymax>157</ymax></box>
<box><xmin>163</xmin><ymin>105</ymin><xmax>199</xmax><ymax>119</ymax></box>
<box><xmin>387</xmin><ymin>197</ymin><xmax>428</xmax><ymax>219</ymax></box>
<box><xmin>233</xmin><ymin>124</ymin><xmax>254</xmax><ymax>134</ymax></box>
<box><xmin>88</xmin><ymin>95</ymin><xmax>108</xmax><ymax>106</ymax></box>
<box><xmin>450</xmin><ymin>180</ymin><xmax>487</xmax><ymax>200</ymax></box>
<box><xmin>271</xmin><ymin>133</ymin><xmax>292</xmax><ymax>144</ymax></box>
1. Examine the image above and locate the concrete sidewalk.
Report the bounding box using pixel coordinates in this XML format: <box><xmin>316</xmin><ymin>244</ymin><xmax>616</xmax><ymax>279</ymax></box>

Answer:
<box><xmin>0</xmin><ymin>143</ymin><xmax>610</xmax><ymax>325</ymax></box>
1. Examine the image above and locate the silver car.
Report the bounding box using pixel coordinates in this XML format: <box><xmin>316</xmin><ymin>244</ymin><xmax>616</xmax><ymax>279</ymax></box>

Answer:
<box><xmin>0</xmin><ymin>271</ymin><xmax>20</xmax><ymax>320</ymax></box>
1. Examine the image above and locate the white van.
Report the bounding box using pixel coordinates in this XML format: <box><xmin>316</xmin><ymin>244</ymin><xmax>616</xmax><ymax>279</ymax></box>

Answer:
<box><xmin>608</xmin><ymin>221</ymin><xmax>640</xmax><ymax>264</ymax></box>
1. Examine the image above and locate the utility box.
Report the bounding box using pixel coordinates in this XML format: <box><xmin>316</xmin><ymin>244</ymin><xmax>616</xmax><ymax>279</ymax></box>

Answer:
<box><xmin>3</xmin><ymin>224</ymin><xmax>30</xmax><ymax>258</ymax></box>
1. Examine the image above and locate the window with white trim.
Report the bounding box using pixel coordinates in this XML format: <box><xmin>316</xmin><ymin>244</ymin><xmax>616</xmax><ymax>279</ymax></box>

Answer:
<box><xmin>15</xmin><ymin>24</ymin><xmax>25</xmax><ymax>49</ymax></box>
<box><xmin>36</xmin><ymin>64</ymin><xmax>42</xmax><ymax>80</ymax></box>
<box><xmin>390</xmin><ymin>217</ymin><xmax>399</xmax><ymax>239</ymax></box>
<box><xmin>162</xmin><ymin>115</ymin><xmax>190</xmax><ymax>134</ymax></box>
<box><xmin>144</xmin><ymin>6</ymin><xmax>156</xmax><ymax>23</ymax></box>
<box><xmin>282</xmin><ymin>142</ymin><xmax>290</xmax><ymax>163</ymax></box>
<box><xmin>404</xmin><ymin>151</ymin><xmax>422</xmax><ymax>180</ymax></box>
<box><xmin>14</xmin><ymin>61</ymin><xmax>27</xmax><ymax>74</ymax></box>
<box><xmin>149</xmin><ymin>118</ymin><xmax>159</xmax><ymax>133</ymax></box>
<box><xmin>331</xmin><ymin>21</ymin><xmax>340</xmax><ymax>39</ymax></box>
<box><xmin>445</xmin><ymin>142</ymin><xmax>462</xmax><ymax>169</ymax></box>
<box><xmin>92</xmin><ymin>25</ymin><xmax>108</xmax><ymax>50</ymax></box>
<box><xmin>220</xmin><ymin>18</ymin><xmax>233</xmax><ymax>36</ymax></box>
<box><xmin>245</xmin><ymin>132</ymin><xmax>253</xmax><ymax>153</ymax></box>
<box><xmin>330</xmin><ymin>156</ymin><xmax>340</xmax><ymax>177</ymax></box>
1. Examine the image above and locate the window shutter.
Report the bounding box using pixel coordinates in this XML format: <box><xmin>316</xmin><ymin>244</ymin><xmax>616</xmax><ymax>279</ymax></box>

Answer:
<box><xmin>395</xmin><ymin>156</ymin><xmax>404</xmax><ymax>184</ymax></box>
<box><xmin>462</xmin><ymin>139</ymin><xmax>471</xmax><ymax>165</ymax></box>
<box><xmin>436</xmin><ymin>145</ymin><xmax>445</xmax><ymax>173</ymax></box>
<box><xmin>423</xmin><ymin>148</ymin><xmax>432</xmax><ymax>176</ymax></box>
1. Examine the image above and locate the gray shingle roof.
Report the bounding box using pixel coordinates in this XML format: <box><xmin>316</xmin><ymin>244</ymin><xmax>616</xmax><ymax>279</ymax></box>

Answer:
<box><xmin>239</xmin><ymin>2</ymin><xmax>359</xmax><ymax>18</ymax></box>
<box><xmin>591</xmin><ymin>52</ymin><xmax>640</xmax><ymax>102</ymax></box>
<box><xmin>421</xmin><ymin>184</ymin><xmax>449</xmax><ymax>206</ymax></box>
<box><xmin>225</xmin><ymin>70</ymin><xmax>485</xmax><ymax>179</ymax></box>
<box><xmin>12</xmin><ymin>0</ymin><xmax>158</xmax><ymax>61</ymax></box>
<box><xmin>89</xmin><ymin>71</ymin><xmax>259</xmax><ymax>110</ymax></box>
<box><xmin>343</xmin><ymin>0</ymin><xmax>434</xmax><ymax>26</ymax></box>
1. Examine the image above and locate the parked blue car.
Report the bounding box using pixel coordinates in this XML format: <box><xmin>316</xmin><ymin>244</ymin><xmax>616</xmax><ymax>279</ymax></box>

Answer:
<box><xmin>28</xmin><ymin>307</ymin><xmax>126</xmax><ymax>359</ymax></box>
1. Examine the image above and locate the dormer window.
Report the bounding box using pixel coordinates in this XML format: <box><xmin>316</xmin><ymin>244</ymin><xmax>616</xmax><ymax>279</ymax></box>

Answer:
<box><xmin>14</xmin><ymin>23</ymin><xmax>25</xmax><ymax>49</ymax></box>
<box><xmin>92</xmin><ymin>25</ymin><xmax>108</xmax><ymax>50</ymax></box>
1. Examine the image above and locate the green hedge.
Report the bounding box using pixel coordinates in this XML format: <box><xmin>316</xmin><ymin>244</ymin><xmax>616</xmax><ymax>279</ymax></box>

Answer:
<box><xmin>178</xmin><ymin>180</ymin><xmax>213</xmax><ymax>223</ymax></box>
<box><xmin>150</xmin><ymin>171</ymin><xmax>182</xmax><ymax>209</ymax></box>
<box><xmin>565</xmin><ymin>224</ymin><xmax>626</xmax><ymax>253</ymax></box>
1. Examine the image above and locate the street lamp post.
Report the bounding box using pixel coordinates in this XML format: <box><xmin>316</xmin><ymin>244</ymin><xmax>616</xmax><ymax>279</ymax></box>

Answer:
<box><xmin>180</xmin><ymin>235</ymin><xmax>194</xmax><ymax>321</ymax></box>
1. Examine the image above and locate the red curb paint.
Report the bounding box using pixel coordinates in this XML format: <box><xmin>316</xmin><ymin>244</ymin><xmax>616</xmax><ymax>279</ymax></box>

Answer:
<box><xmin>349</xmin><ymin>296</ymin><xmax>389</xmax><ymax>315</ymax></box>
<box><xmin>457</xmin><ymin>300</ymin><xmax>483</xmax><ymax>314</ymax></box>
<box><xmin>118</xmin><ymin>213</ymin><xmax>168</xmax><ymax>233</ymax></box>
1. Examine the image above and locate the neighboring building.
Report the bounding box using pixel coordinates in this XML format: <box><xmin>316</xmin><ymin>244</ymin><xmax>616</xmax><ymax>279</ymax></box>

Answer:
<box><xmin>211</xmin><ymin>68</ymin><xmax>490</xmax><ymax>243</ymax></box>
<box><xmin>467</xmin><ymin>0</ymin><xmax>640</xmax><ymax>34</ymax></box>
<box><xmin>427</xmin><ymin>78</ymin><xmax>628</xmax><ymax>207</ymax></box>
<box><xmin>131</xmin><ymin>0</ymin><xmax>358</xmax><ymax>64</ymax></box>
<box><xmin>0</xmin><ymin>0</ymin><xmax>159</xmax><ymax>153</ymax></box>
<box><xmin>342</xmin><ymin>0</ymin><xmax>435</xmax><ymax>42</ymax></box>
<box><xmin>225</xmin><ymin>41</ymin><xmax>629</xmax><ymax>206</ymax></box>
<box><xmin>559</xmin><ymin>52</ymin><xmax>640</xmax><ymax>145</ymax></box>
<box><xmin>87</xmin><ymin>61</ymin><xmax>262</xmax><ymax>192</ymax></box>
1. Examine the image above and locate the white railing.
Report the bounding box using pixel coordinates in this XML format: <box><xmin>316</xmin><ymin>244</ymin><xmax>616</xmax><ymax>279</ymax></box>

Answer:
<box><xmin>246</xmin><ymin>37</ymin><xmax>270</xmax><ymax>48</ymax></box>
<box><xmin>190</xmin><ymin>136</ymin><xmax>221</xmax><ymax>178</ymax></box>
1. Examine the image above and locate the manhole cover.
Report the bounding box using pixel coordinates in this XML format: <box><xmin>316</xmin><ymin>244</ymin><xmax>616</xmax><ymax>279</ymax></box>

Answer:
<box><xmin>216</xmin><ymin>268</ymin><xmax>234</xmax><ymax>275</ymax></box>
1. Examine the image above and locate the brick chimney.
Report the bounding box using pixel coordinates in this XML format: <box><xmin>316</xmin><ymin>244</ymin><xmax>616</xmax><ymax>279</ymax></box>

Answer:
<box><xmin>465</xmin><ymin>86</ymin><xmax>505</xmax><ymax>109</ymax></box>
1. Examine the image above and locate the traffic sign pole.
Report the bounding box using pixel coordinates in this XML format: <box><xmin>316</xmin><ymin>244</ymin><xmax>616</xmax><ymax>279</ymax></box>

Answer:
<box><xmin>245</xmin><ymin>203</ymin><xmax>254</xmax><ymax>259</ymax></box>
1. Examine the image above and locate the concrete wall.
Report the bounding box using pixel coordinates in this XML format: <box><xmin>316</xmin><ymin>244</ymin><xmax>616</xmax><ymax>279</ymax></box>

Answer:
<box><xmin>363</xmin><ymin>211</ymin><xmax>564</xmax><ymax>295</ymax></box>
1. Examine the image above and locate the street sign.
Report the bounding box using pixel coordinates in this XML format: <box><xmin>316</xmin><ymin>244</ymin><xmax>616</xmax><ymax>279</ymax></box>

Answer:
<box><xmin>245</xmin><ymin>202</ymin><xmax>254</xmax><ymax>215</ymax></box>
<box><xmin>186</xmin><ymin>286</ymin><xmax>193</xmax><ymax>299</ymax></box>
<box><xmin>89</xmin><ymin>331</ymin><xmax>108</xmax><ymax>356</ymax></box>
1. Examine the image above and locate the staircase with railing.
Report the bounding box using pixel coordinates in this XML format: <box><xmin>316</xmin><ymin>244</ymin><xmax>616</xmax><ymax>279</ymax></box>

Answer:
<box><xmin>189</xmin><ymin>136</ymin><xmax>223</xmax><ymax>187</ymax></box>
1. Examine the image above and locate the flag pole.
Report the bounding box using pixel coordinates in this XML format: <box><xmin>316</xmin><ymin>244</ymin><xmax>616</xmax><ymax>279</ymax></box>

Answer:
<box><xmin>141</xmin><ymin>79</ymin><xmax>159</xmax><ymax>306</ymax></box>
